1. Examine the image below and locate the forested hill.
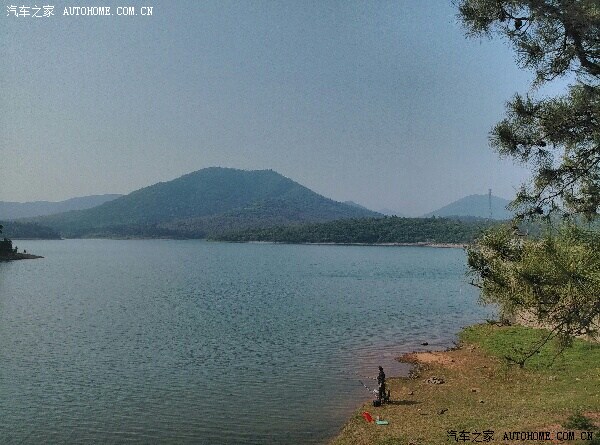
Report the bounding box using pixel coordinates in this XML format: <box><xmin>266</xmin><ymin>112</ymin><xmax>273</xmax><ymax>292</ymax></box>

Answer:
<box><xmin>0</xmin><ymin>221</ymin><xmax>61</xmax><ymax>239</ymax></box>
<box><xmin>30</xmin><ymin>168</ymin><xmax>380</xmax><ymax>238</ymax></box>
<box><xmin>212</xmin><ymin>216</ymin><xmax>498</xmax><ymax>244</ymax></box>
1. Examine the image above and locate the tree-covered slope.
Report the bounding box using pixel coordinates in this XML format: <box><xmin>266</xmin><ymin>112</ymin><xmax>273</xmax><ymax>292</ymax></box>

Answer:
<box><xmin>30</xmin><ymin>168</ymin><xmax>380</xmax><ymax>238</ymax></box>
<box><xmin>213</xmin><ymin>216</ymin><xmax>497</xmax><ymax>244</ymax></box>
<box><xmin>0</xmin><ymin>221</ymin><xmax>61</xmax><ymax>239</ymax></box>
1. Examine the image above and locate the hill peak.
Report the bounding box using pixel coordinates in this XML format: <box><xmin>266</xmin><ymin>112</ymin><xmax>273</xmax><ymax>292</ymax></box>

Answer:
<box><xmin>424</xmin><ymin>193</ymin><xmax>512</xmax><ymax>220</ymax></box>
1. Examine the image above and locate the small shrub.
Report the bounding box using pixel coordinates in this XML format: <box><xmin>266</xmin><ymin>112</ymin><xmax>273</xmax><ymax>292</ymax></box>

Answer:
<box><xmin>564</xmin><ymin>412</ymin><xmax>595</xmax><ymax>430</ymax></box>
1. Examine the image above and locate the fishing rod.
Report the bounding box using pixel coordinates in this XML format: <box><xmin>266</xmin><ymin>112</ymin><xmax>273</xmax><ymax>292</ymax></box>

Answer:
<box><xmin>337</xmin><ymin>369</ymin><xmax>382</xmax><ymax>395</ymax></box>
<box><xmin>359</xmin><ymin>378</ymin><xmax>392</xmax><ymax>404</ymax></box>
<box><xmin>358</xmin><ymin>379</ymin><xmax>378</xmax><ymax>394</ymax></box>
<box><xmin>356</xmin><ymin>373</ymin><xmax>377</xmax><ymax>381</ymax></box>
<box><xmin>339</xmin><ymin>369</ymin><xmax>377</xmax><ymax>381</ymax></box>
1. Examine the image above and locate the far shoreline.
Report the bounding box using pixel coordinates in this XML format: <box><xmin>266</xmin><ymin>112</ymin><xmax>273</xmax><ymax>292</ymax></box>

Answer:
<box><xmin>234</xmin><ymin>240</ymin><xmax>467</xmax><ymax>249</ymax></box>
<box><xmin>16</xmin><ymin>237</ymin><xmax>468</xmax><ymax>248</ymax></box>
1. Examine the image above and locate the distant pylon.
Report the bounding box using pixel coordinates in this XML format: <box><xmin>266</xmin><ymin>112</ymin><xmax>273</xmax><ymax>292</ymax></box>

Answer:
<box><xmin>488</xmin><ymin>188</ymin><xmax>492</xmax><ymax>219</ymax></box>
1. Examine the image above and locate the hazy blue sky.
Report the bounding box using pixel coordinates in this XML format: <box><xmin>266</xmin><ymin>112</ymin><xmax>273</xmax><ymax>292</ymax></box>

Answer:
<box><xmin>0</xmin><ymin>1</ymin><xmax>566</xmax><ymax>215</ymax></box>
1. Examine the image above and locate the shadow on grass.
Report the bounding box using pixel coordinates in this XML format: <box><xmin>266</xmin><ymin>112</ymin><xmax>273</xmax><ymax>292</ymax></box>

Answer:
<box><xmin>385</xmin><ymin>400</ymin><xmax>420</xmax><ymax>406</ymax></box>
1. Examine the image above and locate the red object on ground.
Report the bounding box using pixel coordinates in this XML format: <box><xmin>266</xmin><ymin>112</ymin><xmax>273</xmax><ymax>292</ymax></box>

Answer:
<box><xmin>362</xmin><ymin>411</ymin><xmax>374</xmax><ymax>422</ymax></box>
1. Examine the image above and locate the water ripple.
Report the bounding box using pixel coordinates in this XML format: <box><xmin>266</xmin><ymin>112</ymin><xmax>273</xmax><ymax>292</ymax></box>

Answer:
<box><xmin>0</xmin><ymin>240</ymin><xmax>493</xmax><ymax>444</ymax></box>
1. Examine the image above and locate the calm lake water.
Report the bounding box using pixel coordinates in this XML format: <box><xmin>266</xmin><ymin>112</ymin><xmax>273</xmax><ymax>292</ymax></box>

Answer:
<box><xmin>0</xmin><ymin>240</ymin><xmax>493</xmax><ymax>444</ymax></box>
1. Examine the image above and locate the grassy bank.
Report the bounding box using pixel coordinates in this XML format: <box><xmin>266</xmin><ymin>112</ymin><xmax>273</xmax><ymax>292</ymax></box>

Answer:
<box><xmin>330</xmin><ymin>324</ymin><xmax>600</xmax><ymax>445</ymax></box>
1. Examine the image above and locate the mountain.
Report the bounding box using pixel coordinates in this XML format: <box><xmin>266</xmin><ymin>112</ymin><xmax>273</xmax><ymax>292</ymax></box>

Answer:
<box><xmin>423</xmin><ymin>194</ymin><xmax>512</xmax><ymax>220</ymax></box>
<box><xmin>0</xmin><ymin>194</ymin><xmax>122</xmax><ymax>220</ymax></box>
<box><xmin>30</xmin><ymin>168</ymin><xmax>380</xmax><ymax>238</ymax></box>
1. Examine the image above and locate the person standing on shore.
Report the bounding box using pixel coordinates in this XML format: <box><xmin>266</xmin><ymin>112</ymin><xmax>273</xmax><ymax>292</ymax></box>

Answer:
<box><xmin>377</xmin><ymin>366</ymin><xmax>386</xmax><ymax>401</ymax></box>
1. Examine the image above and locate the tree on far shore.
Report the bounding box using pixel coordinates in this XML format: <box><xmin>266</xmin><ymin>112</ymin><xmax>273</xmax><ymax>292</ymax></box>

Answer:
<box><xmin>0</xmin><ymin>224</ymin><xmax>16</xmax><ymax>255</ymax></box>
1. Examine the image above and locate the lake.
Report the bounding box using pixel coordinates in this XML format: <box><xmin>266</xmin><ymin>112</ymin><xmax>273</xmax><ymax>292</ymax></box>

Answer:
<box><xmin>0</xmin><ymin>240</ymin><xmax>493</xmax><ymax>444</ymax></box>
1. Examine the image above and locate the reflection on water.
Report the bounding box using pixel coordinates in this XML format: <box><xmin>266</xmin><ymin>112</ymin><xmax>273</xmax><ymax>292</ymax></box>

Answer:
<box><xmin>0</xmin><ymin>240</ymin><xmax>492</xmax><ymax>444</ymax></box>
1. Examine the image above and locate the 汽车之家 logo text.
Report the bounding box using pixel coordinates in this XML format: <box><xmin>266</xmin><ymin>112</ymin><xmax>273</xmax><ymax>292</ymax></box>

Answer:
<box><xmin>6</xmin><ymin>5</ymin><xmax>154</xmax><ymax>17</ymax></box>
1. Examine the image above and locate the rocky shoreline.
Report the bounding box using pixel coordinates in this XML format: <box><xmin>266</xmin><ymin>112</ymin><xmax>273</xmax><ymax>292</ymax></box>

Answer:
<box><xmin>0</xmin><ymin>252</ymin><xmax>44</xmax><ymax>261</ymax></box>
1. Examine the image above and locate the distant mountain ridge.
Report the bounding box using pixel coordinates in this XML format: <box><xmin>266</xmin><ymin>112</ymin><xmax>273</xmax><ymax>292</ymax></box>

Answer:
<box><xmin>0</xmin><ymin>194</ymin><xmax>122</xmax><ymax>220</ymax></box>
<box><xmin>423</xmin><ymin>194</ymin><xmax>512</xmax><ymax>220</ymax></box>
<box><xmin>30</xmin><ymin>168</ymin><xmax>380</xmax><ymax>238</ymax></box>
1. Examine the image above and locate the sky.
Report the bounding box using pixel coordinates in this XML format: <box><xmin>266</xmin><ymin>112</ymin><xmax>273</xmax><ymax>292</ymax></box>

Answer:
<box><xmin>0</xmin><ymin>1</ymin><xmax>568</xmax><ymax>215</ymax></box>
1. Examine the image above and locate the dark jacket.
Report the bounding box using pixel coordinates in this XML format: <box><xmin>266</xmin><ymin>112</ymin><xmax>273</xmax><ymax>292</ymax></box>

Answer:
<box><xmin>377</xmin><ymin>369</ymin><xmax>385</xmax><ymax>386</ymax></box>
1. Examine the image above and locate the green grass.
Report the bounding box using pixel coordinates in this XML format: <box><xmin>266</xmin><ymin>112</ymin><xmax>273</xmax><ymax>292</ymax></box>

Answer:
<box><xmin>460</xmin><ymin>324</ymin><xmax>600</xmax><ymax>374</ymax></box>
